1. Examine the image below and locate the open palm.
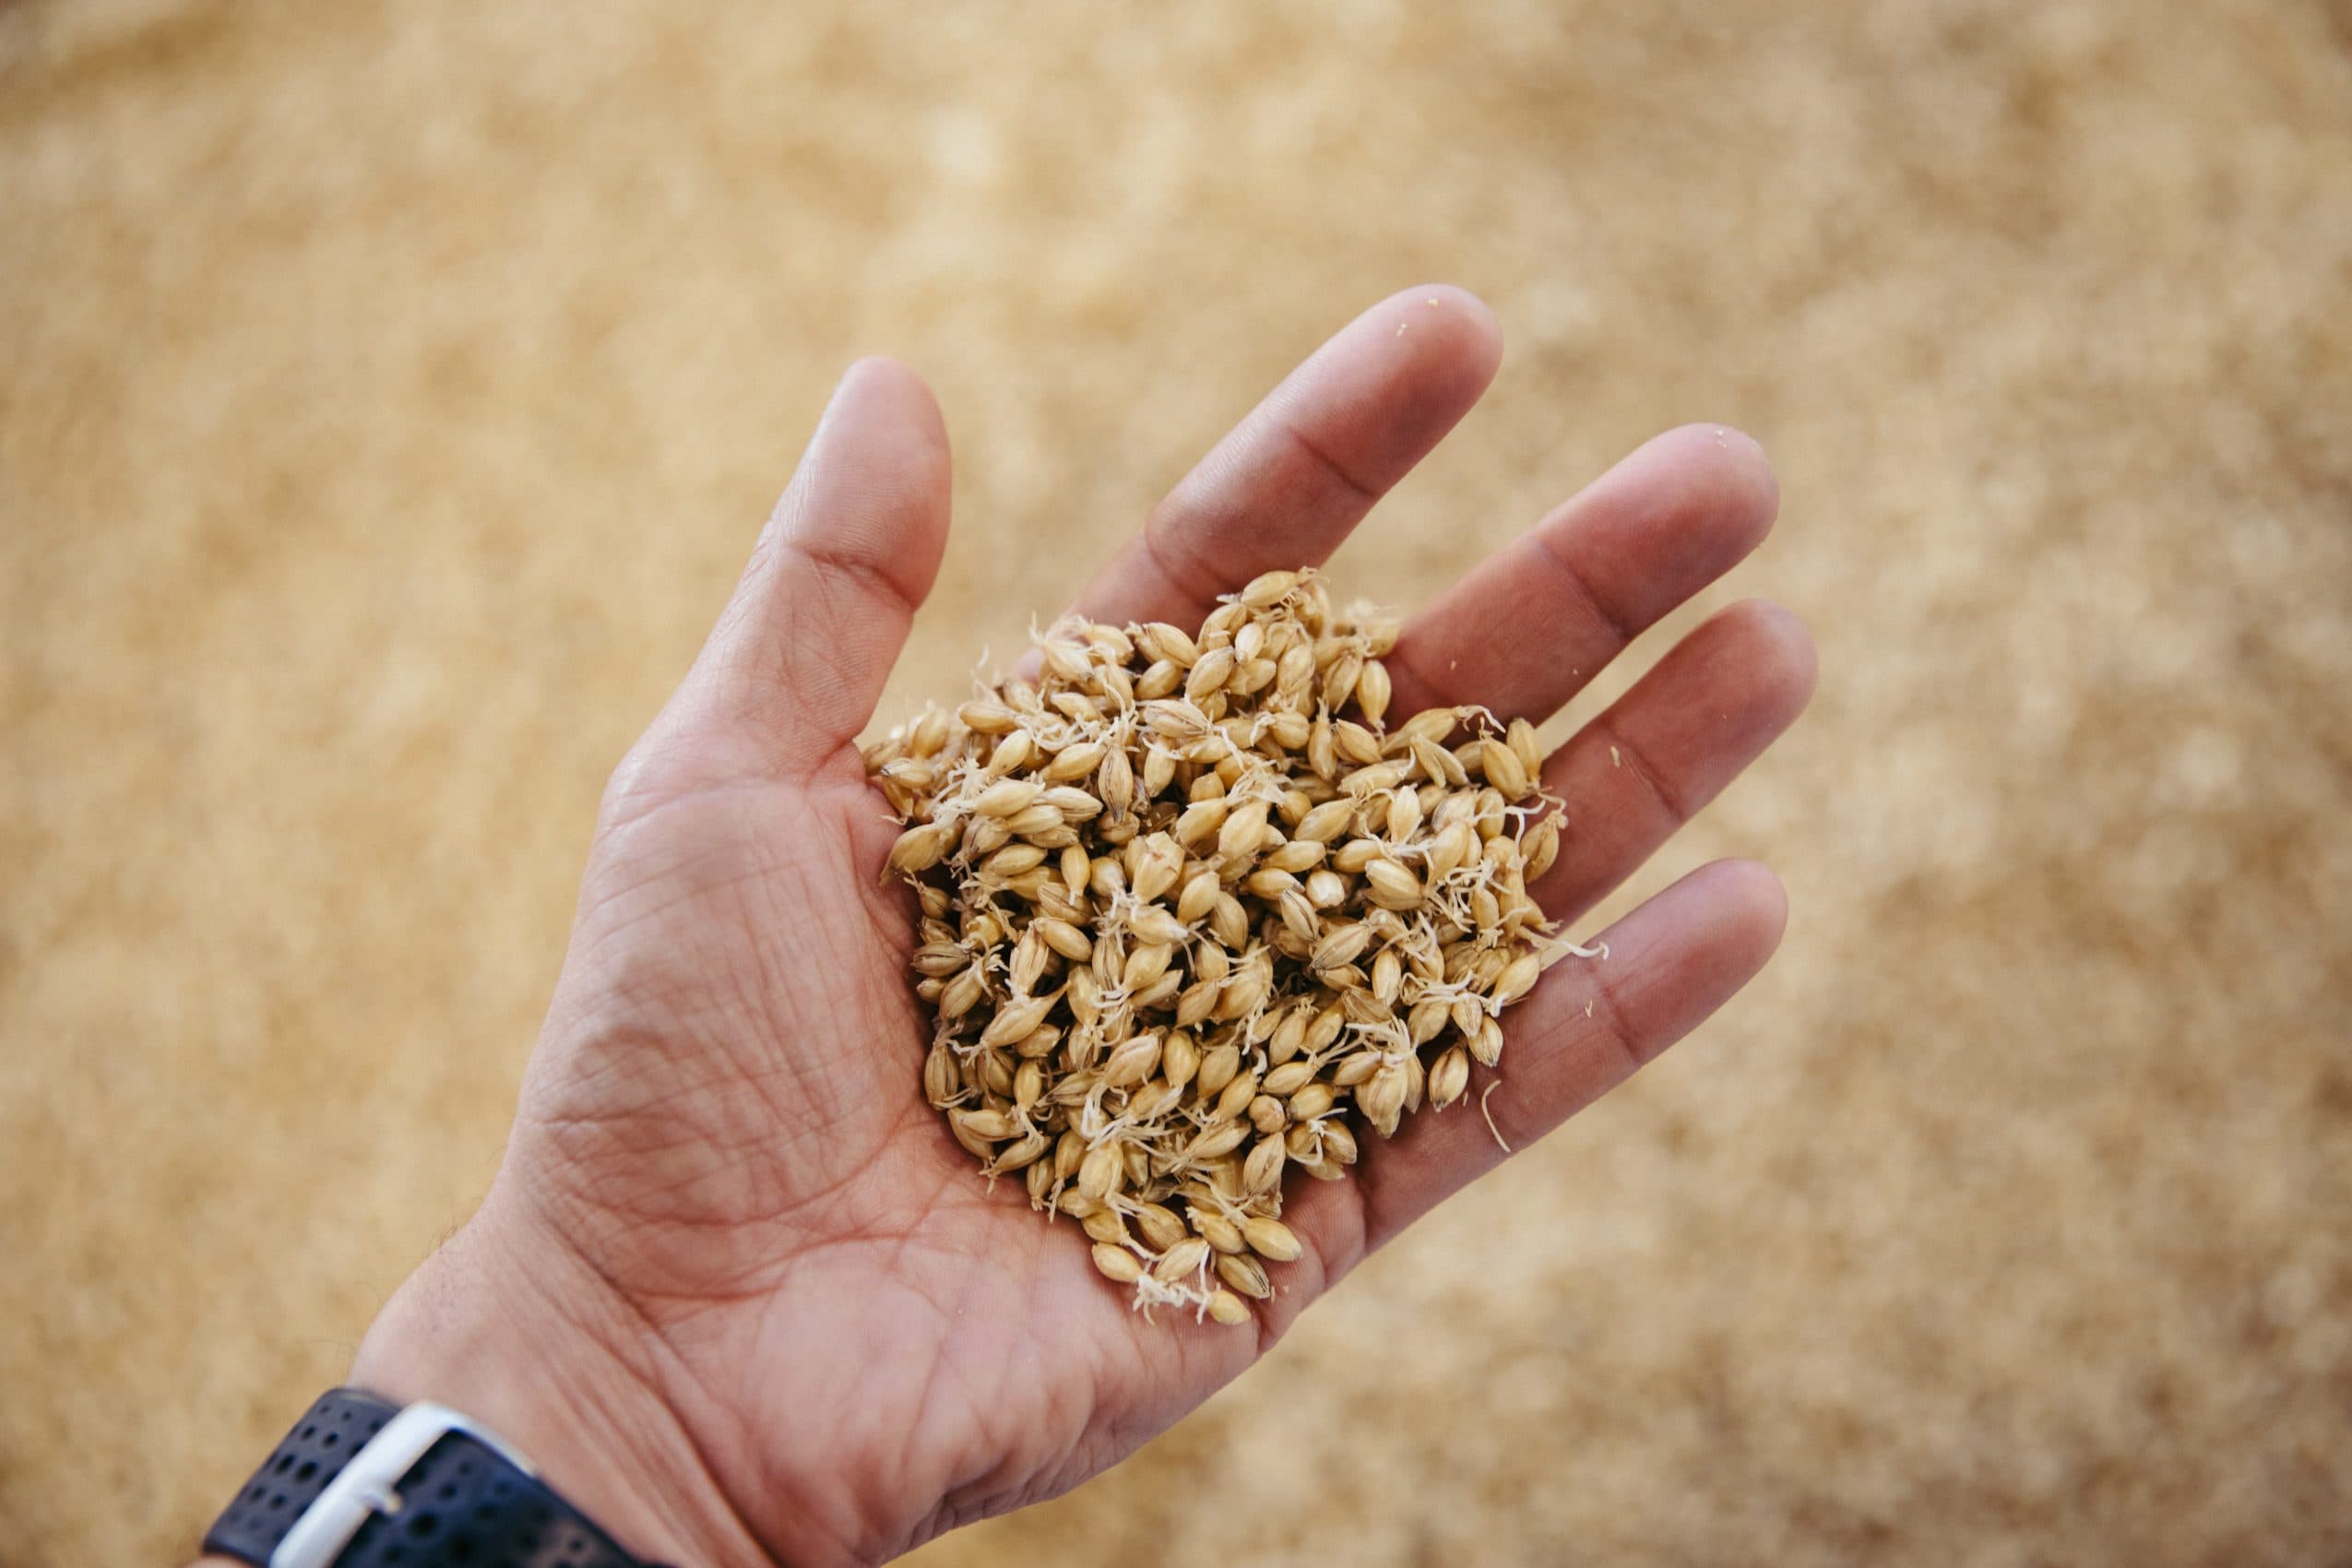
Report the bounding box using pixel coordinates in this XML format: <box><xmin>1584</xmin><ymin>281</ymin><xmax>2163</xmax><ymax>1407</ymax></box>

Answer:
<box><xmin>349</xmin><ymin>287</ymin><xmax>1814</xmax><ymax>1568</ymax></box>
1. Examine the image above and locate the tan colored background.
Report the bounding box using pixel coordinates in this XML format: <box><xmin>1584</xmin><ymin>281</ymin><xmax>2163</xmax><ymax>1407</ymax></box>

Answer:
<box><xmin>6</xmin><ymin>0</ymin><xmax>2351</xmax><ymax>1562</ymax></box>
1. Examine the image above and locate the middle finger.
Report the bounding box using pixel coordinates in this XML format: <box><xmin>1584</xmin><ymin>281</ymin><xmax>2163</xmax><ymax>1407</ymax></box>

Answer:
<box><xmin>1383</xmin><ymin>422</ymin><xmax>1780</xmax><ymax>725</ymax></box>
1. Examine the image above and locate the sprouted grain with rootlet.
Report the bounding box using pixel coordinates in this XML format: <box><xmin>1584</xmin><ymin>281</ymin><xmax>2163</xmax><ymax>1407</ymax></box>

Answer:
<box><xmin>865</xmin><ymin>569</ymin><xmax>1582</xmax><ymax>1325</ymax></box>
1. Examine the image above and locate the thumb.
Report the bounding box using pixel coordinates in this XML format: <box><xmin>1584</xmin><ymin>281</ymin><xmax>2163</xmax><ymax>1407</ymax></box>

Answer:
<box><xmin>677</xmin><ymin>357</ymin><xmax>952</xmax><ymax>775</ymax></box>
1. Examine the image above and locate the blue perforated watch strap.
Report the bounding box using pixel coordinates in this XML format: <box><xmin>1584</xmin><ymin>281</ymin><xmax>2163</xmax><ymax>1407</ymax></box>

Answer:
<box><xmin>204</xmin><ymin>1388</ymin><xmax>655</xmax><ymax>1568</ymax></box>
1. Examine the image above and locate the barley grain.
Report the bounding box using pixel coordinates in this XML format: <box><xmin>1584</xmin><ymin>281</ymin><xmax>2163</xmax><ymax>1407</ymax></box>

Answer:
<box><xmin>870</xmin><ymin>568</ymin><xmax>1568</xmax><ymax>1324</ymax></box>
<box><xmin>1093</xmin><ymin>1243</ymin><xmax>1144</xmax><ymax>1284</ymax></box>
<box><xmin>1218</xmin><ymin>1253</ymin><xmax>1273</xmax><ymax>1299</ymax></box>
<box><xmin>1206</xmin><ymin>1289</ymin><xmax>1253</xmax><ymax>1326</ymax></box>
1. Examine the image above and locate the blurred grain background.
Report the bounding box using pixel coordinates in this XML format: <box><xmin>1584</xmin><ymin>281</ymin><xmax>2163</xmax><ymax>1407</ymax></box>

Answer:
<box><xmin>6</xmin><ymin>0</ymin><xmax>2351</xmax><ymax>1562</ymax></box>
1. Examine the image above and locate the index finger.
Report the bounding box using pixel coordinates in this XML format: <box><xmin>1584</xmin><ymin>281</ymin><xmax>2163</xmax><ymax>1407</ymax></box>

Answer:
<box><xmin>1070</xmin><ymin>285</ymin><xmax>1503</xmax><ymax>630</ymax></box>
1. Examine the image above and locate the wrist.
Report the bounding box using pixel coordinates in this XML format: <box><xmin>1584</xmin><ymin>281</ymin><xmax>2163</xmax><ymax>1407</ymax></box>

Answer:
<box><xmin>348</xmin><ymin>1195</ymin><xmax>768</xmax><ymax>1568</ymax></box>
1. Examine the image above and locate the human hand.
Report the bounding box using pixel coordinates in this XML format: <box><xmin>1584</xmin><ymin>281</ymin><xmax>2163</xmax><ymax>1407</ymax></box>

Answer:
<box><xmin>346</xmin><ymin>286</ymin><xmax>1815</xmax><ymax>1568</ymax></box>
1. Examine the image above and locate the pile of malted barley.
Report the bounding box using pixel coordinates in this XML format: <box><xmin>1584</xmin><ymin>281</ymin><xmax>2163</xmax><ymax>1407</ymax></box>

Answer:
<box><xmin>866</xmin><ymin>570</ymin><xmax>1573</xmax><ymax>1325</ymax></box>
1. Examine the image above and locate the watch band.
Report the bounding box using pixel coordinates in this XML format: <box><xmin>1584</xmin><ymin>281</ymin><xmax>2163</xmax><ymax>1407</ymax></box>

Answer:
<box><xmin>204</xmin><ymin>1388</ymin><xmax>658</xmax><ymax>1568</ymax></box>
